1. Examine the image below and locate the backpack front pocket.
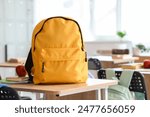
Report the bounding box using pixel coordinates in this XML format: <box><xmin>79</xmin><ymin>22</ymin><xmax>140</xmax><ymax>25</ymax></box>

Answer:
<box><xmin>33</xmin><ymin>48</ymin><xmax>88</xmax><ymax>84</ymax></box>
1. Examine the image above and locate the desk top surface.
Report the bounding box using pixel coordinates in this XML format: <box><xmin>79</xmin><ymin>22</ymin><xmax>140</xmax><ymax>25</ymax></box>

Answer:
<box><xmin>90</xmin><ymin>56</ymin><xmax>138</xmax><ymax>64</ymax></box>
<box><xmin>0</xmin><ymin>62</ymin><xmax>23</xmax><ymax>67</ymax></box>
<box><xmin>7</xmin><ymin>79</ymin><xmax>117</xmax><ymax>96</ymax></box>
<box><xmin>113</xmin><ymin>67</ymin><xmax>150</xmax><ymax>74</ymax></box>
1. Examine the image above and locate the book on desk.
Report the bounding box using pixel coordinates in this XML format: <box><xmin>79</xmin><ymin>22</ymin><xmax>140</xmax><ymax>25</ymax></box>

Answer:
<box><xmin>6</xmin><ymin>77</ymin><xmax>29</xmax><ymax>82</ymax></box>
<box><xmin>0</xmin><ymin>77</ymin><xmax>29</xmax><ymax>84</ymax></box>
<box><xmin>120</xmin><ymin>63</ymin><xmax>143</xmax><ymax>69</ymax></box>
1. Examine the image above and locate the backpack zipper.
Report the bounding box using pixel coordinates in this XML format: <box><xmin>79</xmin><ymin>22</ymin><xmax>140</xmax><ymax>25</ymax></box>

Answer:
<box><xmin>85</xmin><ymin>52</ymin><xmax>87</xmax><ymax>62</ymax></box>
<box><xmin>33</xmin><ymin>16</ymin><xmax>84</xmax><ymax>51</ymax></box>
<box><xmin>42</xmin><ymin>62</ymin><xmax>45</xmax><ymax>73</ymax></box>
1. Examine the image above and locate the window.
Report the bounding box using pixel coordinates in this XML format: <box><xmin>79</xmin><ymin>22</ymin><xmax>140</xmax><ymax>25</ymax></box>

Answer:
<box><xmin>34</xmin><ymin>0</ymin><xmax>150</xmax><ymax>46</ymax></box>
<box><xmin>34</xmin><ymin>0</ymin><xmax>121</xmax><ymax>41</ymax></box>
<box><xmin>91</xmin><ymin>0</ymin><xmax>118</xmax><ymax>37</ymax></box>
<box><xmin>122</xmin><ymin>0</ymin><xmax>150</xmax><ymax>47</ymax></box>
<box><xmin>34</xmin><ymin>0</ymin><xmax>92</xmax><ymax>41</ymax></box>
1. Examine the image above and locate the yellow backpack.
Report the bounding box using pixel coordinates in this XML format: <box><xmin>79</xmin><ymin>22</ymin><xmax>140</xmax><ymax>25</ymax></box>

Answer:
<box><xmin>25</xmin><ymin>16</ymin><xmax>88</xmax><ymax>84</ymax></box>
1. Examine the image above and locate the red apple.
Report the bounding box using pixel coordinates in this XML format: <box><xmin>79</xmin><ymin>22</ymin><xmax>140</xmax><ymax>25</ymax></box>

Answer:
<box><xmin>144</xmin><ymin>60</ymin><xmax>150</xmax><ymax>68</ymax></box>
<box><xmin>16</xmin><ymin>65</ymin><xmax>27</xmax><ymax>77</ymax></box>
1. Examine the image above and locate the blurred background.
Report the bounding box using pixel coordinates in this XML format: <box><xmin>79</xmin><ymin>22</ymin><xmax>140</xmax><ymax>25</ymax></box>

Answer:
<box><xmin>1</xmin><ymin>0</ymin><xmax>150</xmax><ymax>77</ymax></box>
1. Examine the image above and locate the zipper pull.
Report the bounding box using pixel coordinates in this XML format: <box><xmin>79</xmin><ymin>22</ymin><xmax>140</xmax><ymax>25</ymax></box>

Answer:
<box><xmin>42</xmin><ymin>62</ymin><xmax>45</xmax><ymax>72</ymax></box>
<box><xmin>85</xmin><ymin>52</ymin><xmax>87</xmax><ymax>62</ymax></box>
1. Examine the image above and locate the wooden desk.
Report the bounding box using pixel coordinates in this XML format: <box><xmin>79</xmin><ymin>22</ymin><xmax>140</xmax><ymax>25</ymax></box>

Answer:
<box><xmin>6</xmin><ymin>79</ymin><xmax>117</xmax><ymax>100</ymax></box>
<box><xmin>134</xmin><ymin>55</ymin><xmax>150</xmax><ymax>62</ymax></box>
<box><xmin>0</xmin><ymin>62</ymin><xmax>23</xmax><ymax>80</ymax></box>
<box><xmin>90</xmin><ymin>56</ymin><xmax>138</xmax><ymax>68</ymax></box>
<box><xmin>0</xmin><ymin>62</ymin><xmax>23</xmax><ymax>68</ymax></box>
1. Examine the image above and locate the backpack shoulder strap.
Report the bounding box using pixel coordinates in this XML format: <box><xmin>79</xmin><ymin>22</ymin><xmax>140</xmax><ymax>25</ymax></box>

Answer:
<box><xmin>25</xmin><ymin>48</ymin><xmax>33</xmax><ymax>83</ymax></box>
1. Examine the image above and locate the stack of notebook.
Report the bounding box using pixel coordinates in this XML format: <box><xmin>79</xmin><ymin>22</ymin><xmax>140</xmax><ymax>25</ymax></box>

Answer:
<box><xmin>6</xmin><ymin>77</ymin><xmax>29</xmax><ymax>82</ymax></box>
<box><xmin>120</xmin><ymin>63</ymin><xmax>143</xmax><ymax>69</ymax></box>
<box><xmin>0</xmin><ymin>77</ymin><xmax>29</xmax><ymax>84</ymax></box>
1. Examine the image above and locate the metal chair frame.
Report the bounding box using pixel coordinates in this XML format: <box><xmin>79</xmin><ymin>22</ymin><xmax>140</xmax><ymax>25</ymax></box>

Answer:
<box><xmin>0</xmin><ymin>85</ymin><xmax>31</xmax><ymax>100</ymax></box>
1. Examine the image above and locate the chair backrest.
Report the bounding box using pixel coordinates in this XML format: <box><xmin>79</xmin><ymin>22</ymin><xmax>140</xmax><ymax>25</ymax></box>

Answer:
<box><xmin>98</xmin><ymin>69</ymin><xmax>147</xmax><ymax>100</ymax></box>
<box><xmin>88</xmin><ymin>58</ymin><xmax>102</xmax><ymax>78</ymax></box>
<box><xmin>0</xmin><ymin>85</ymin><xmax>20</xmax><ymax>100</ymax></box>
<box><xmin>88</xmin><ymin>58</ymin><xmax>102</xmax><ymax>70</ymax></box>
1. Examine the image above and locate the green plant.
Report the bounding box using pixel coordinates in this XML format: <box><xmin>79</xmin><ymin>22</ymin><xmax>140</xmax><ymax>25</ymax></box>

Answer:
<box><xmin>117</xmin><ymin>31</ymin><xmax>126</xmax><ymax>38</ymax></box>
<box><xmin>136</xmin><ymin>44</ymin><xmax>146</xmax><ymax>52</ymax></box>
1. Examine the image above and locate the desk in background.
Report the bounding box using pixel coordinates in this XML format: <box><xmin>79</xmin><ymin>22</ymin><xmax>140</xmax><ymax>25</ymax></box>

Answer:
<box><xmin>6</xmin><ymin>79</ymin><xmax>117</xmax><ymax>100</ymax></box>
<box><xmin>0</xmin><ymin>62</ymin><xmax>23</xmax><ymax>68</ymax></box>
<box><xmin>134</xmin><ymin>55</ymin><xmax>150</xmax><ymax>63</ymax></box>
<box><xmin>90</xmin><ymin>56</ymin><xmax>139</xmax><ymax>68</ymax></box>
<box><xmin>0</xmin><ymin>62</ymin><xmax>24</xmax><ymax>80</ymax></box>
